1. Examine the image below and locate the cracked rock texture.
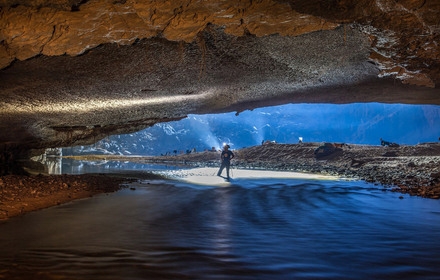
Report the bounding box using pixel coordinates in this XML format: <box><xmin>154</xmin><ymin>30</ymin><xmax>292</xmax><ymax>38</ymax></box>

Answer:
<box><xmin>0</xmin><ymin>0</ymin><xmax>439</xmax><ymax>156</ymax></box>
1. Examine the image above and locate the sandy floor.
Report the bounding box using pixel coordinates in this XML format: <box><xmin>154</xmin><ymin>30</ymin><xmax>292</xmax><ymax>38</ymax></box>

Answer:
<box><xmin>161</xmin><ymin>167</ymin><xmax>341</xmax><ymax>186</ymax></box>
<box><xmin>137</xmin><ymin>142</ymin><xmax>440</xmax><ymax>198</ymax></box>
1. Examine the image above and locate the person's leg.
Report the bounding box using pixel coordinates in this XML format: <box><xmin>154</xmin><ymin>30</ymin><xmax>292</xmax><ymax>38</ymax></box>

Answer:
<box><xmin>226</xmin><ymin>162</ymin><xmax>230</xmax><ymax>178</ymax></box>
<box><xmin>217</xmin><ymin>162</ymin><xmax>225</xmax><ymax>176</ymax></box>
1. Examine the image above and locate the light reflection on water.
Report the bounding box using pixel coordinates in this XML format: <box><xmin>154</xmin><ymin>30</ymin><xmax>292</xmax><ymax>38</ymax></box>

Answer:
<box><xmin>37</xmin><ymin>157</ymin><xmax>188</xmax><ymax>175</ymax></box>
<box><xmin>61</xmin><ymin>158</ymin><xmax>189</xmax><ymax>174</ymax></box>
<box><xmin>1</xmin><ymin>167</ymin><xmax>440</xmax><ymax>279</ymax></box>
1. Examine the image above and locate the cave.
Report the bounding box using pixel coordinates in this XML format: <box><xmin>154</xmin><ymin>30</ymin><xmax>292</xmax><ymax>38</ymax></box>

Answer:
<box><xmin>1</xmin><ymin>1</ymin><xmax>440</xmax><ymax>278</ymax></box>
<box><xmin>1</xmin><ymin>0</ymin><xmax>439</xmax><ymax>166</ymax></box>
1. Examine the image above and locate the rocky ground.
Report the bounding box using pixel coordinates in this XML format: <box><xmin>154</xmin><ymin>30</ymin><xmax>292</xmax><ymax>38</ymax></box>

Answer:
<box><xmin>0</xmin><ymin>174</ymin><xmax>138</xmax><ymax>220</ymax></box>
<box><xmin>1</xmin><ymin>142</ymin><xmax>440</xmax><ymax>220</ymax></box>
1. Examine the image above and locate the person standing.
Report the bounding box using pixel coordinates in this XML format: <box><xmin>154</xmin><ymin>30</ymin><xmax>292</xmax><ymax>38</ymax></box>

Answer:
<box><xmin>217</xmin><ymin>144</ymin><xmax>234</xmax><ymax>179</ymax></box>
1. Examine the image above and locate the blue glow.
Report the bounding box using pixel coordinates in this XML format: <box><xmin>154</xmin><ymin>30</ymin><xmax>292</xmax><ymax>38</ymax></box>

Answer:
<box><xmin>192</xmin><ymin>103</ymin><xmax>440</xmax><ymax>148</ymax></box>
<box><xmin>188</xmin><ymin>115</ymin><xmax>221</xmax><ymax>150</ymax></box>
<box><xmin>65</xmin><ymin>103</ymin><xmax>440</xmax><ymax>156</ymax></box>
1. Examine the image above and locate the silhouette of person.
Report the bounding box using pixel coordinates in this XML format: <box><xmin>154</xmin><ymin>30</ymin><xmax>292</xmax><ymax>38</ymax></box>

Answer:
<box><xmin>217</xmin><ymin>144</ymin><xmax>234</xmax><ymax>179</ymax></box>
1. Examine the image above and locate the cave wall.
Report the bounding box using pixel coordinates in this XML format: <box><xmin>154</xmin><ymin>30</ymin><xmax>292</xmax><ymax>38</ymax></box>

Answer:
<box><xmin>1</xmin><ymin>0</ymin><xmax>439</xmax><ymax>85</ymax></box>
<box><xmin>0</xmin><ymin>0</ymin><xmax>439</xmax><ymax>157</ymax></box>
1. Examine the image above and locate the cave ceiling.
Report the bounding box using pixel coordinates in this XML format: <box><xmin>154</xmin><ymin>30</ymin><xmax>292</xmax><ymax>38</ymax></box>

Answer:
<box><xmin>0</xmin><ymin>0</ymin><xmax>439</xmax><ymax>153</ymax></box>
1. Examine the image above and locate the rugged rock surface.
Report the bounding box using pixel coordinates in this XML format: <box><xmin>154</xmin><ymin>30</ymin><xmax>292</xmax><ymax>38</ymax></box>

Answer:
<box><xmin>0</xmin><ymin>0</ymin><xmax>439</xmax><ymax>158</ymax></box>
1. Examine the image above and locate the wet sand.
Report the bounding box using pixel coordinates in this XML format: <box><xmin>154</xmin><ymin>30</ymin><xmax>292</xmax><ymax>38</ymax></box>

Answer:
<box><xmin>160</xmin><ymin>167</ymin><xmax>341</xmax><ymax>186</ymax></box>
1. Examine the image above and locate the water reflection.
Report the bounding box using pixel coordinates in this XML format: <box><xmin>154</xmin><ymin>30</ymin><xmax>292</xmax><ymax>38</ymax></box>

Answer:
<box><xmin>212</xmin><ymin>188</ymin><xmax>233</xmax><ymax>256</ymax></box>
<box><xmin>1</xmin><ymin>178</ymin><xmax>440</xmax><ymax>279</ymax></box>
<box><xmin>31</xmin><ymin>148</ymin><xmax>63</xmax><ymax>174</ymax></box>
<box><xmin>33</xmin><ymin>155</ymin><xmax>186</xmax><ymax>175</ymax></box>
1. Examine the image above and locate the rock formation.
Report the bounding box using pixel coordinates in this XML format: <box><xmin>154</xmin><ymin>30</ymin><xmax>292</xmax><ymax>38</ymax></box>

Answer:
<box><xmin>0</xmin><ymin>0</ymin><xmax>439</xmax><ymax>159</ymax></box>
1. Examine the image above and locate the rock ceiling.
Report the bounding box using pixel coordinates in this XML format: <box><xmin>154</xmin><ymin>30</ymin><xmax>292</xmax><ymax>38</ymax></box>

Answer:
<box><xmin>0</xmin><ymin>0</ymin><xmax>439</xmax><ymax>154</ymax></box>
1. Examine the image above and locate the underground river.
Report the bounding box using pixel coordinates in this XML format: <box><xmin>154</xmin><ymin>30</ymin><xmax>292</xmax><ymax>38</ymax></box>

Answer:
<box><xmin>1</xmin><ymin>162</ymin><xmax>440</xmax><ymax>279</ymax></box>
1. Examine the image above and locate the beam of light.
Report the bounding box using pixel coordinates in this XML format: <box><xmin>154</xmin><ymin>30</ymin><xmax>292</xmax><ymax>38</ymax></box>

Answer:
<box><xmin>1</xmin><ymin>91</ymin><xmax>214</xmax><ymax>114</ymax></box>
<box><xmin>188</xmin><ymin>114</ymin><xmax>221</xmax><ymax>150</ymax></box>
<box><xmin>239</xmin><ymin>110</ymin><xmax>270</xmax><ymax>146</ymax></box>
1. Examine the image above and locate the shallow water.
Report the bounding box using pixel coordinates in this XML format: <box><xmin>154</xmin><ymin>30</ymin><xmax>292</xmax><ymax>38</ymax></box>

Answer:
<box><xmin>1</xmin><ymin>174</ymin><xmax>440</xmax><ymax>279</ymax></box>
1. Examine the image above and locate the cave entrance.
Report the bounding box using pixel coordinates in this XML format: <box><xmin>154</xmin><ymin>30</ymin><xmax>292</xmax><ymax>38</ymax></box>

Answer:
<box><xmin>33</xmin><ymin>103</ymin><xmax>440</xmax><ymax>175</ymax></box>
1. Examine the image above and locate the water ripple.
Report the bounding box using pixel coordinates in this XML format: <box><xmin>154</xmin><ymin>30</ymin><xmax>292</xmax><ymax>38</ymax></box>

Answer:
<box><xmin>1</xmin><ymin>178</ymin><xmax>440</xmax><ymax>279</ymax></box>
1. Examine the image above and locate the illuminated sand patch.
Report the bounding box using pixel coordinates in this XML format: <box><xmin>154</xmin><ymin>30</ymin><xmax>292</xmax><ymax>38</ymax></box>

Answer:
<box><xmin>161</xmin><ymin>167</ymin><xmax>340</xmax><ymax>186</ymax></box>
